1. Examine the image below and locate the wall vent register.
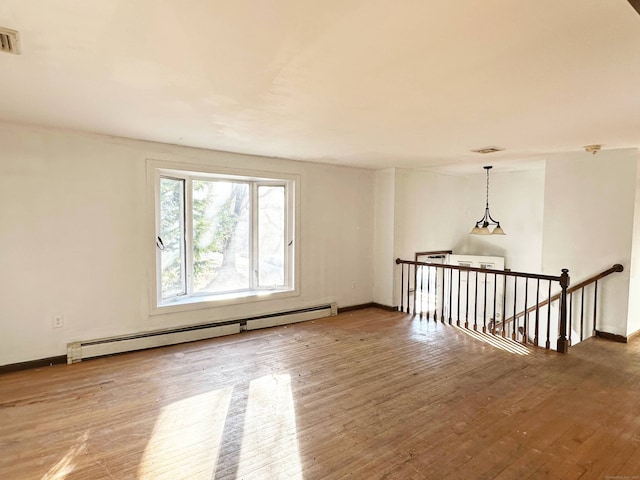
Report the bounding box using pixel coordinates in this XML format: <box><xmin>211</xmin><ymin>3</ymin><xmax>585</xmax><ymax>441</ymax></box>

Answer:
<box><xmin>0</xmin><ymin>27</ymin><xmax>20</xmax><ymax>55</ymax></box>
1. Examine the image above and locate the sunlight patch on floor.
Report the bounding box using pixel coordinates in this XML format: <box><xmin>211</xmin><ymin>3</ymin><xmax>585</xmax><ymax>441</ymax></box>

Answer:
<box><xmin>454</xmin><ymin>325</ymin><xmax>531</xmax><ymax>355</ymax></box>
<box><xmin>137</xmin><ymin>387</ymin><xmax>233</xmax><ymax>480</ymax></box>
<box><xmin>41</xmin><ymin>432</ymin><xmax>88</xmax><ymax>480</ymax></box>
<box><xmin>237</xmin><ymin>374</ymin><xmax>303</xmax><ymax>479</ymax></box>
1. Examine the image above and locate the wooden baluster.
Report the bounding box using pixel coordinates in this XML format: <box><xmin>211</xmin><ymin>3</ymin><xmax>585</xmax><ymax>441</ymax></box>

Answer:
<box><xmin>412</xmin><ymin>263</ymin><xmax>417</xmax><ymax>316</ymax></box>
<box><xmin>415</xmin><ymin>265</ymin><xmax>420</xmax><ymax>316</ymax></box>
<box><xmin>465</xmin><ymin>270</ymin><xmax>470</xmax><ymax>329</ymax></box>
<box><xmin>422</xmin><ymin>266</ymin><xmax>427</xmax><ymax>316</ymax></box>
<box><xmin>419</xmin><ymin>265</ymin><xmax>424</xmax><ymax>317</ymax></box>
<box><xmin>546</xmin><ymin>281</ymin><xmax>552</xmax><ymax>349</ymax></box>
<box><xmin>431</xmin><ymin>266</ymin><xmax>436</xmax><ymax>320</ymax></box>
<box><xmin>448</xmin><ymin>269</ymin><xmax>453</xmax><ymax>324</ymax></box>
<box><xmin>502</xmin><ymin>274</ymin><xmax>507</xmax><ymax>338</ymax></box>
<box><xmin>408</xmin><ymin>263</ymin><xmax>412</xmax><ymax>315</ymax></box>
<box><xmin>483</xmin><ymin>271</ymin><xmax>488</xmax><ymax>333</ymax></box>
<box><xmin>474</xmin><ymin>271</ymin><xmax>479</xmax><ymax>330</ymax></box>
<box><xmin>400</xmin><ymin>263</ymin><xmax>405</xmax><ymax>313</ymax></box>
<box><xmin>534</xmin><ymin>279</ymin><xmax>540</xmax><ymax>347</ymax></box>
<box><xmin>433</xmin><ymin>266</ymin><xmax>437</xmax><ymax>321</ymax></box>
<box><xmin>512</xmin><ymin>277</ymin><xmax>518</xmax><ymax>341</ymax></box>
<box><xmin>424</xmin><ymin>265</ymin><xmax>428</xmax><ymax>317</ymax></box>
<box><xmin>416</xmin><ymin>265</ymin><xmax>420</xmax><ymax>316</ymax></box>
<box><xmin>434</xmin><ymin>267</ymin><xmax>438</xmax><ymax>322</ymax></box>
<box><xmin>557</xmin><ymin>268</ymin><xmax>569</xmax><ymax>353</ymax></box>
<box><xmin>457</xmin><ymin>269</ymin><xmax>462</xmax><ymax>327</ymax></box>
<box><xmin>580</xmin><ymin>287</ymin><xmax>585</xmax><ymax>342</ymax></box>
<box><xmin>440</xmin><ymin>266</ymin><xmax>445</xmax><ymax>323</ymax></box>
<box><xmin>568</xmin><ymin>291</ymin><xmax>573</xmax><ymax>346</ymax></box>
<box><xmin>492</xmin><ymin>273</ymin><xmax>497</xmax><ymax>335</ymax></box>
<box><xmin>426</xmin><ymin>266</ymin><xmax>431</xmax><ymax>320</ymax></box>
<box><xmin>522</xmin><ymin>278</ymin><xmax>529</xmax><ymax>345</ymax></box>
<box><xmin>593</xmin><ymin>280</ymin><xmax>598</xmax><ymax>336</ymax></box>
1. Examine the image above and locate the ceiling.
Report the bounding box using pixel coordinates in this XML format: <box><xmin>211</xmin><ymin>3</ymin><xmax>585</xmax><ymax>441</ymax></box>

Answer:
<box><xmin>1</xmin><ymin>1</ymin><xmax>640</xmax><ymax>170</ymax></box>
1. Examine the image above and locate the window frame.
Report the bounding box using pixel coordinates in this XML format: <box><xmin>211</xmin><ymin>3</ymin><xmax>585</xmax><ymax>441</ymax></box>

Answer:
<box><xmin>147</xmin><ymin>159</ymin><xmax>299</xmax><ymax>315</ymax></box>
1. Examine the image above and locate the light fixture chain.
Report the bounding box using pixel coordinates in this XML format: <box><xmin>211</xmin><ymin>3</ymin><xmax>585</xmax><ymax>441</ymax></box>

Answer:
<box><xmin>486</xmin><ymin>166</ymin><xmax>490</xmax><ymax>208</ymax></box>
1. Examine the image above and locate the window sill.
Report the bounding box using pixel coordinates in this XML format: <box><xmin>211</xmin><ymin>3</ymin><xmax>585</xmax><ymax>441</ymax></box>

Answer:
<box><xmin>150</xmin><ymin>288</ymin><xmax>298</xmax><ymax>316</ymax></box>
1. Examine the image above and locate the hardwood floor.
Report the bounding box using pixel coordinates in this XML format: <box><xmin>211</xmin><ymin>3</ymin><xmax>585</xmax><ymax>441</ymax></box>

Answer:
<box><xmin>1</xmin><ymin>308</ymin><xmax>640</xmax><ymax>479</ymax></box>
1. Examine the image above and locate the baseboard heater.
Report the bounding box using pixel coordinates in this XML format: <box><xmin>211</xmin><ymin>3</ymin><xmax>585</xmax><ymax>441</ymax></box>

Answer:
<box><xmin>67</xmin><ymin>303</ymin><xmax>337</xmax><ymax>364</ymax></box>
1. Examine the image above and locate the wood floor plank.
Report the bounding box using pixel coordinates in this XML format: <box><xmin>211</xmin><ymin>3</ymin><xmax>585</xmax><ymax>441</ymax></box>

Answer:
<box><xmin>2</xmin><ymin>308</ymin><xmax>640</xmax><ymax>479</ymax></box>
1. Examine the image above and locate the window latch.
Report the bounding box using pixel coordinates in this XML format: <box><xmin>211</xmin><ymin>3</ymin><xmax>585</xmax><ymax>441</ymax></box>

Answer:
<box><xmin>156</xmin><ymin>236</ymin><xmax>165</xmax><ymax>250</ymax></box>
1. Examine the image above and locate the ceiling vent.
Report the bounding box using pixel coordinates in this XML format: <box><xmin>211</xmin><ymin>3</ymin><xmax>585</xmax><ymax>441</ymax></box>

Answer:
<box><xmin>0</xmin><ymin>27</ymin><xmax>20</xmax><ymax>55</ymax></box>
<box><xmin>471</xmin><ymin>146</ymin><xmax>504</xmax><ymax>155</ymax></box>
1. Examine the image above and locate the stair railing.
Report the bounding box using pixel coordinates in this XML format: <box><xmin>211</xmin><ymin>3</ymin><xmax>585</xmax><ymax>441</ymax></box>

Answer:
<box><xmin>396</xmin><ymin>258</ymin><xmax>571</xmax><ymax>353</ymax></box>
<box><xmin>499</xmin><ymin>264</ymin><xmax>623</xmax><ymax>345</ymax></box>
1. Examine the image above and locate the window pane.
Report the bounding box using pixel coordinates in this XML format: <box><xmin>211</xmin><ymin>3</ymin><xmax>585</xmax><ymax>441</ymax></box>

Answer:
<box><xmin>258</xmin><ymin>185</ymin><xmax>285</xmax><ymax>287</ymax></box>
<box><xmin>192</xmin><ymin>180</ymin><xmax>250</xmax><ymax>293</ymax></box>
<box><xmin>160</xmin><ymin>177</ymin><xmax>186</xmax><ymax>299</ymax></box>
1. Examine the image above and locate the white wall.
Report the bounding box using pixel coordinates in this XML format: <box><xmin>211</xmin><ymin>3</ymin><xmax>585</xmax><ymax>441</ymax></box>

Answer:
<box><xmin>391</xmin><ymin>170</ymin><xmax>468</xmax><ymax>306</ymax></box>
<box><xmin>373</xmin><ymin>169</ymin><xmax>396</xmax><ymax>306</ymax></box>
<box><xmin>393</xmin><ymin>169</ymin><xmax>468</xmax><ymax>260</ymax></box>
<box><xmin>390</xmin><ymin>167</ymin><xmax>545</xmax><ymax>273</ymax></box>
<box><xmin>370</xmin><ymin>168</ymin><xmax>470</xmax><ymax>309</ymax></box>
<box><xmin>626</xmin><ymin>155</ymin><xmax>640</xmax><ymax>337</ymax></box>
<box><xmin>377</xmin><ymin>167</ymin><xmax>546</xmax><ymax>309</ymax></box>
<box><xmin>459</xmin><ymin>168</ymin><xmax>545</xmax><ymax>273</ymax></box>
<box><xmin>542</xmin><ymin>149</ymin><xmax>639</xmax><ymax>336</ymax></box>
<box><xmin>0</xmin><ymin>123</ymin><xmax>375</xmax><ymax>366</ymax></box>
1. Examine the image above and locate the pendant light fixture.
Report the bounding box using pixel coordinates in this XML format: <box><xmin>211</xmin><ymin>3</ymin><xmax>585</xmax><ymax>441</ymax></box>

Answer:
<box><xmin>470</xmin><ymin>166</ymin><xmax>506</xmax><ymax>235</ymax></box>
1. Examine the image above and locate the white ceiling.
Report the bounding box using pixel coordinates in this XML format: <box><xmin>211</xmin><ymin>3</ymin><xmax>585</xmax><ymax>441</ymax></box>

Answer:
<box><xmin>1</xmin><ymin>0</ymin><xmax>640</xmax><ymax>170</ymax></box>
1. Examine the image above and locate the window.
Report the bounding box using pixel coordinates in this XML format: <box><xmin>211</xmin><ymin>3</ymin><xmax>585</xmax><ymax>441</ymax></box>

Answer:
<box><xmin>150</xmin><ymin>161</ymin><xmax>297</xmax><ymax>311</ymax></box>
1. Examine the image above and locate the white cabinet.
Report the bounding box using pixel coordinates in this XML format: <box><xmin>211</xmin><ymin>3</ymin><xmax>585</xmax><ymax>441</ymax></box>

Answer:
<box><xmin>448</xmin><ymin>255</ymin><xmax>505</xmax><ymax>329</ymax></box>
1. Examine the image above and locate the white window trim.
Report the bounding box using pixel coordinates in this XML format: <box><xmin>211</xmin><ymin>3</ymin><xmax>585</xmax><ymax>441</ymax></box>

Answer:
<box><xmin>146</xmin><ymin>159</ymin><xmax>300</xmax><ymax>315</ymax></box>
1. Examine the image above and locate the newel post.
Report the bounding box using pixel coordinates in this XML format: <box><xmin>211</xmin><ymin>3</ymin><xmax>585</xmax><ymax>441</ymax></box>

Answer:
<box><xmin>557</xmin><ymin>268</ymin><xmax>570</xmax><ymax>353</ymax></box>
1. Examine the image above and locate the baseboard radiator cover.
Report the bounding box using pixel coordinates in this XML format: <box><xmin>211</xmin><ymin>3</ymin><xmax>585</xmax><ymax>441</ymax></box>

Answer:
<box><xmin>67</xmin><ymin>303</ymin><xmax>337</xmax><ymax>364</ymax></box>
<box><xmin>245</xmin><ymin>303</ymin><xmax>337</xmax><ymax>330</ymax></box>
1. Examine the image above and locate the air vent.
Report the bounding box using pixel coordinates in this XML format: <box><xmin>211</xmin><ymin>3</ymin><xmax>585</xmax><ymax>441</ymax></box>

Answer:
<box><xmin>471</xmin><ymin>146</ymin><xmax>504</xmax><ymax>155</ymax></box>
<box><xmin>0</xmin><ymin>27</ymin><xmax>20</xmax><ymax>55</ymax></box>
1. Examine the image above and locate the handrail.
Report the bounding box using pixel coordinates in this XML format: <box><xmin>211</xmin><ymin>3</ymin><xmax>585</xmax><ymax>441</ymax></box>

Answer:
<box><xmin>566</xmin><ymin>264</ymin><xmax>624</xmax><ymax>293</ymax></box>
<box><xmin>396</xmin><ymin>259</ymin><xmax>563</xmax><ymax>282</ymax></box>
<box><xmin>397</xmin><ymin>258</ymin><xmax>622</xmax><ymax>352</ymax></box>
<box><xmin>500</xmin><ymin>264</ymin><xmax>624</xmax><ymax>325</ymax></box>
<box><xmin>395</xmin><ymin>258</ymin><xmax>571</xmax><ymax>352</ymax></box>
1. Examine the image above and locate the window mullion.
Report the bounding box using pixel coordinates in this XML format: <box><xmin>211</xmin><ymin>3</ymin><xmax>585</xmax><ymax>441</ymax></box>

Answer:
<box><xmin>284</xmin><ymin>181</ymin><xmax>291</xmax><ymax>288</ymax></box>
<box><xmin>251</xmin><ymin>182</ymin><xmax>258</xmax><ymax>290</ymax></box>
<box><xmin>185</xmin><ymin>176</ymin><xmax>195</xmax><ymax>296</ymax></box>
<box><xmin>155</xmin><ymin>171</ymin><xmax>163</xmax><ymax>305</ymax></box>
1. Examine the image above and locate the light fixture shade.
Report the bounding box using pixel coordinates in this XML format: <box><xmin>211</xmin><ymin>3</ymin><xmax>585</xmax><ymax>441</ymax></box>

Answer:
<box><xmin>492</xmin><ymin>225</ymin><xmax>506</xmax><ymax>235</ymax></box>
<box><xmin>478</xmin><ymin>226</ymin><xmax>491</xmax><ymax>235</ymax></box>
<box><xmin>470</xmin><ymin>226</ymin><xmax>482</xmax><ymax>234</ymax></box>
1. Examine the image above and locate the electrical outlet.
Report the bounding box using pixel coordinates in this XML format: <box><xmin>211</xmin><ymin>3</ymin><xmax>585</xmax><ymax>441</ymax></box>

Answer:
<box><xmin>52</xmin><ymin>314</ymin><xmax>64</xmax><ymax>328</ymax></box>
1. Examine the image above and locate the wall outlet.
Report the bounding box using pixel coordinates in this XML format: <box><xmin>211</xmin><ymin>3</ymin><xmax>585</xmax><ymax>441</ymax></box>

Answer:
<box><xmin>52</xmin><ymin>314</ymin><xmax>64</xmax><ymax>328</ymax></box>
